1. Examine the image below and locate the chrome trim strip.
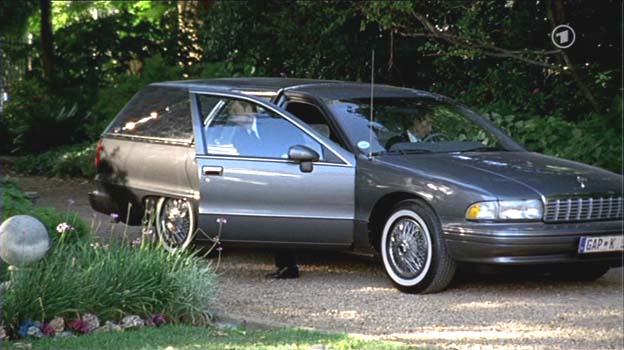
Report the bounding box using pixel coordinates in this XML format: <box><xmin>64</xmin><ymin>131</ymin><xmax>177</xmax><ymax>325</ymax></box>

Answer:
<box><xmin>198</xmin><ymin>211</ymin><xmax>353</xmax><ymax>220</ymax></box>
<box><xmin>189</xmin><ymin>90</ymin><xmax>353</xmax><ymax>167</ymax></box>
<box><xmin>203</xmin><ymin>99</ymin><xmax>226</xmax><ymax>126</ymax></box>
<box><xmin>546</xmin><ymin>193</ymin><xmax>621</xmax><ymax>199</ymax></box>
<box><xmin>235</xmin><ymin>90</ymin><xmax>278</xmax><ymax>97</ymax></box>
<box><xmin>198</xmin><ymin>238</ymin><xmax>351</xmax><ymax>247</ymax></box>
<box><xmin>104</xmin><ymin>133</ymin><xmax>192</xmax><ymax>146</ymax></box>
<box><xmin>195</xmin><ymin>154</ymin><xmax>352</xmax><ymax>168</ymax></box>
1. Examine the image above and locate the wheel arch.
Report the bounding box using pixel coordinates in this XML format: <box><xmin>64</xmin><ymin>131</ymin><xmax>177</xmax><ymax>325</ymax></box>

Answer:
<box><xmin>367</xmin><ymin>191</ymin><xmax>440</xmax><ymax>251</ymax></box>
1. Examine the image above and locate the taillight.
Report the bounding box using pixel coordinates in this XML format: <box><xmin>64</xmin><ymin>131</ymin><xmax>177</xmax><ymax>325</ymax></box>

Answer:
<box><xmin>95</xmin><ymin>141</ymin><xmax>103</xmax><ymax>169</ymax></box>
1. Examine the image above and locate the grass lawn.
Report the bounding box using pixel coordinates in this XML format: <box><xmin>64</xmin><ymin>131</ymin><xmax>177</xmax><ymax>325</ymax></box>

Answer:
<box><xmin>5</xmin><ymin>325</ymin><xmax>415</xmax><ymax>350</ymax></box>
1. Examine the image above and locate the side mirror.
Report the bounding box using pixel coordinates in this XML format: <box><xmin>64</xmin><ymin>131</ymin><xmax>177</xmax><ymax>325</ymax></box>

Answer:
<box><xmin>288</xmin><ymin>145</ymin><xmax>319</xmax><ymax>173</ymax></box>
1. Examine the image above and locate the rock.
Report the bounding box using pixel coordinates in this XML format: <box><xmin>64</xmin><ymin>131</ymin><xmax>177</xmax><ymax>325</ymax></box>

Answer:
<box><xmin>121</xmin><ymin>315</ymin><xmax>144</xmax><ymax>329</ymax></box>
<box><xmin>27</xmin><ymin>326</ymin><xmax>44</xmax><ymax>338</ymax></box>
<box><xmin>55</xmin><ymin>331</ymin><xmax>75</xmax><ymax>338</ymax></box>
<box><xmin>0</xmin><ymin>327</ymin><xmax>8</xmax><ymax>341</ymax></box>
<box><xmin>49</xmin><ymin>317</ymin><xmax>65</xmax><ymax>333</ymax></box>
<box><xmin>94</xmin><ymin>321</ymin><xmax>123</xmax><ymax>333</ymax></box>
<box><xmin>0</xmin><ymin>281</ymin><xmax>11</xmax><ymax>293</ymax></box>
<box><xmin>24</xmin><ymin>192</ymin><xmax>39</xmax><ymax>204</ymax></box>
<box><xmin>82</xmin><ymin>313</ymin><xmax>100</xmax><ymax>330</ymax></box>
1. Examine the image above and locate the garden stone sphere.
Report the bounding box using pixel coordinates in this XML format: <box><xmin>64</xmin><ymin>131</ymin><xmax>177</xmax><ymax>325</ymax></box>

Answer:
<box><xmin>0</xmin><ymin>215</ymin><xmax>50</xmax><ymax>267</ymax></box>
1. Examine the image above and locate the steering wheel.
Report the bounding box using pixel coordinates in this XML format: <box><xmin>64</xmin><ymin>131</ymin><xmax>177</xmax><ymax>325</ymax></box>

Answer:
<box><xmin>422</xmin><ymin>132</ymin><xmax>447</xmax><ymax>143</ymax></box>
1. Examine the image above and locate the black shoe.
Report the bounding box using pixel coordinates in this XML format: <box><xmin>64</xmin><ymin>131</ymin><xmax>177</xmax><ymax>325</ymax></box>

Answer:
<box><xmin>265</xmin><ymin>266</ymin><xmax>299</xmax><ymax>279</ymax></box>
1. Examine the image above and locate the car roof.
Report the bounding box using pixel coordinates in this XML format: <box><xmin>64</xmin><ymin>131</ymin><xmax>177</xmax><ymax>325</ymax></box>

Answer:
<box><xmin>152</xmin><ymin>77</ymin><xmax>440</xmax><ymax>100</ymax></box>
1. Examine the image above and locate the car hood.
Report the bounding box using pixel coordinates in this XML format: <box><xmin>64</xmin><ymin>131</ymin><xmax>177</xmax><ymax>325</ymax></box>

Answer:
<box><xmin>378</xmin><ymin>151</ymin><xmax>622</xmax><ymax>198</ymax></box>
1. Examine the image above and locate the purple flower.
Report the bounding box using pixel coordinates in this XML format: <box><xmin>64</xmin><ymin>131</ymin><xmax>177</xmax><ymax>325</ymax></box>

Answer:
<box><xmin>41</xmin><ymin>323</ymin><xmax>55</xmax><ymax>337</ymax></box>
<box><xmin>110</xmin><ymin>213</ymin><xmax>120</xmax><ymax>222</ymax></box>
<box><xmin>69</xmin><ymin>319</ymin><xmax>91</xmax><ymax>334</ymax></box>
<box><xmin>131</xmin><ymin>237</ymin><xmax>142</xmax><ymax>247</ymax></box>
<box><xmin>151</xmin><ymin>314</ymin><xmax>167</xmax><ymax>327</ymax></box>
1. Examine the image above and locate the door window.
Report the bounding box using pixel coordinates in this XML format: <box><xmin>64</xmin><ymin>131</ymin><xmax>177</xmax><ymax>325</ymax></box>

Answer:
<box><xmin>200</xmin><ymin>96</ymin><xmax>324</xmax><ymax>160</ymax></box>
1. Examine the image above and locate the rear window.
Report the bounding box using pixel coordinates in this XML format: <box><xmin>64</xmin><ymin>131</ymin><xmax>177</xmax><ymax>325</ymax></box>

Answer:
<box><xmin>107</xmin><ymin>86</ymin><xmax>192</xmax><ymax>141</ymax></box>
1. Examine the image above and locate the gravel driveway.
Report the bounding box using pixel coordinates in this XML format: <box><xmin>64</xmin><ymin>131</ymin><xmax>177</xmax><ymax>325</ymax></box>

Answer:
<box><xmin>7</xmin><ymin>175</ymin><xmax>624</xmax><ymax>350</ymax></box>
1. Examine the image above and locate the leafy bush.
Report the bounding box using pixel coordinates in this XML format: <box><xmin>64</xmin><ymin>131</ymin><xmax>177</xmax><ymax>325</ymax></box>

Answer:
<box><xmin>2</xmin><ymin>80</ymin><xmax>91</xmax><ymax>153</ymax></box>
<box><xmin>1</xmin><ymin>180</ymin><xmax>89</xmax><ymax>243</ymax></box>
<box><xmin>487</xmin><ymin>112</ymin><xmax>622</xmax><ymax>173</ymax></box>
<box><xmin>13</xmin><ymin>143</ymin><xmax>96</xmax><ymax>178</ymax></box>
<box><xmin>2</xmin><ymin>240</ymin><xmax>217</xmax><ymax>332</ymax></box>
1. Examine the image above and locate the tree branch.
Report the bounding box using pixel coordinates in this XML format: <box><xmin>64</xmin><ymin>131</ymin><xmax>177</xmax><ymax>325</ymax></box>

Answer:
<box><xmin>545</xmin><ymin>0</ymin><xmax>600</xmax><ymax>112</ymax></box>
<box><xmin>396</xmin><ymin>8</ymin><xmax>601</xmax><ymax>112</ymax></box>
<box><xmin>395</xmin><ymin>27</ymin><xmax>563</xmax><ymax>71</ymax></box>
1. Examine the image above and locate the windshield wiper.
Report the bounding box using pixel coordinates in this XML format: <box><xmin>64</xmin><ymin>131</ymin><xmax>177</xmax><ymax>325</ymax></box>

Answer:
<box><xmin>401</xmin><ymin>149</ymin><xmax>433</xmax><ymax>154</ymax></box>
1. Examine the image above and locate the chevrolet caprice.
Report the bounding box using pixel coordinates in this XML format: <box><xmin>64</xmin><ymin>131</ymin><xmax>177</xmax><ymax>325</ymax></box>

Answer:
<box><xmin>89</xmin><ymin>78</ymin><xmax>623</xmax><ymax>293</ymax></box>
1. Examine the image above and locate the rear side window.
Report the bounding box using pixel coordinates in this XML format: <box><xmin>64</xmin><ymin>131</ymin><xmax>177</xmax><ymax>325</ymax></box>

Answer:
<box><xmin>107</xmin><ymin>86</ymin><xmax>192</xmax><ymax>141</ymax></box>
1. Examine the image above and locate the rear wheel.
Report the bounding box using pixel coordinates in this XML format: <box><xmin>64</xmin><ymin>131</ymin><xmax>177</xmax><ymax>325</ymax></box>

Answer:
<box><xmin>381</xmin><ymin>200</ymin><xmax>456</xmax><ymax>293</ymax></box>
<box><xmin>155</xmin><ymin>197</ymin><xmax>197</xmax><ymax>252</ymax></box>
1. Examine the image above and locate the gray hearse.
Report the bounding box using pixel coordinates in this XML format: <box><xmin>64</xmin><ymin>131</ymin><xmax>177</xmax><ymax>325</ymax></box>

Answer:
<box><xmin>89</xmin><ymin>78</ymin><xmax>623</xmax><ymax>293</ymax></box>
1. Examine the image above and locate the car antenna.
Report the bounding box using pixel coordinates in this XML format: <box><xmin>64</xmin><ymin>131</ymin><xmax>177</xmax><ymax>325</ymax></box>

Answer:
<box><xmin>368</xmin><ymin>49</ymin><xmax>375</xmax><ymax>160</ymax></box>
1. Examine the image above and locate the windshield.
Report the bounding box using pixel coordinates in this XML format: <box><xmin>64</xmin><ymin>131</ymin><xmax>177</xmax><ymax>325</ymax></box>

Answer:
<box><xmin>326</xmin><ymin>97</ymin><xmax>518</xmax><ymax>155</ymax></box>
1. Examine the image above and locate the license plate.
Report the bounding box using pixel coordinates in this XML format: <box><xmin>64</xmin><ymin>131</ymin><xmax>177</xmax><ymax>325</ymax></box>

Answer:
<box><xmin>578</xmin><ymin>235</ymin><xmax>624</xmax><ymax>254</ymax></box>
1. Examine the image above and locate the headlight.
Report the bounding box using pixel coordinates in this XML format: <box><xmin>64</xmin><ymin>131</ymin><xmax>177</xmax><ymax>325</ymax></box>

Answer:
<box><xmin>466</xmin><ymin>200</ymin><xmax>543</xmax><ymax>221</ymax></box>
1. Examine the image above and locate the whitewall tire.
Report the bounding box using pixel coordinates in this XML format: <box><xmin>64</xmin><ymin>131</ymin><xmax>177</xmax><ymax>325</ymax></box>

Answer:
<box><xmin>381</xmin><ymin>200</ymin><xmax>456</xmax><ymax>293</ymax></box>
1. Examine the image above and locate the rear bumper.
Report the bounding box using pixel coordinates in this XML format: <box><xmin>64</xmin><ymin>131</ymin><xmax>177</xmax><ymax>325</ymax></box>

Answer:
<box><xmin>88</xmin><ymin>190</ymin><xmax>119</xmax><ymax>217</ymax></box>
<box><xmin>443</xmin><ymin>220</ymin><xmax>623</xmax><ymax>266</ymax></box>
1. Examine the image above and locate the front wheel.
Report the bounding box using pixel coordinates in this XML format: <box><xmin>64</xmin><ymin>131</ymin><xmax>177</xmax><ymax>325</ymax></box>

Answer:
<box><xmin>381</xmin><ymin>200</ymin><xmax>456</xmax><ymax>293</ymax></box>
<box><xmin>155</xmin><ymin>197</ymin><xmax>197</xmax><ymax>252</ymax></box>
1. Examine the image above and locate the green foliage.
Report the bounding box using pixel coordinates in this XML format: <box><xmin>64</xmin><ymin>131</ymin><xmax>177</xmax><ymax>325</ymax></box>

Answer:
<box><xmin>2</xmin><ymin>79</ymin><xmax>91</xmax><ymax>152</ymax></box>
<box><xmin>1</xmin><ymin>0</ymin><xmax>620</xmax><ymax>174</ymax></box>
<box><xmin>200</xmin><ymin>2</ymin><xmax>372</xmax><ymax>80</ymax></box>
<box><xmin>13</xmin><ymin>143</ymin><xmax>96</xmax><ymax>178</ymax></box>
<box><xmin>0</xmin><ymin>0</ymin><xmax>37</xmax><ymax>36</ymax></box>
<box><xmin>1</xmin><ymin>180</ymin><xmax>89</xmax><ymax>243</ymax></box>
<box><xmin>487</xmin><ymin>112</ymin><xmax>622</xmax><ymax>173</ymax></box>
<box><xmin>6</xmin><ymin>326</ymin><xmax>410</xmax><ymax>350</ymax></box>
<box><xmin>2</xmin><ymin>239</ymin><xmax>217</xmax><ymax>331</ymax></box>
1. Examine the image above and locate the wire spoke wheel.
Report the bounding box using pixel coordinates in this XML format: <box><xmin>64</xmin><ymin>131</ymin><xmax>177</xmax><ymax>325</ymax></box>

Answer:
<box><xmin>381</xmin><ymin>201</ymin><xmax>456</xmax><ymax>294</ymax></box>
<box><xmin>388</xmin><ymin>218</ymin><xmax>429</xmax><ymax>279</ymax></box>
<box><xmin>156</xmin><ymin>197</ymin><xmax>196</xmax><ymax>252</ymax></box>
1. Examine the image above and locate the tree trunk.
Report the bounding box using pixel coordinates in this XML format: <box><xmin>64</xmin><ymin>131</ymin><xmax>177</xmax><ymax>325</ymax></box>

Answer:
<box><xmin>40</xmin><ymin>0</ymin><xmax>53</xmax><ymax>83</ymax></box>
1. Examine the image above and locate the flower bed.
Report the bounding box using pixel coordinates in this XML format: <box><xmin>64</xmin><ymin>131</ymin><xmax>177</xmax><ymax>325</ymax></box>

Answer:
<box><xmin>0</xmin><ymin>182</ymin><xmax>218</xmax><ymax>341</ymax></box>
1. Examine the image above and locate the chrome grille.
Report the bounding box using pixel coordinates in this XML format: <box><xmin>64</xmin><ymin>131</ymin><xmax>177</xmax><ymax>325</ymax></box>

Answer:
<box><xmin>544</xmin><ymin>196</ymin><xmax>623</xmax><ymax>222</ymax></box>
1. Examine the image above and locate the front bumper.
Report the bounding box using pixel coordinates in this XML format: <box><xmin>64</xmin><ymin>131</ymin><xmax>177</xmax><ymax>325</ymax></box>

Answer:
<box><xmin>443</xmin><ymin>220</ymin><xmax>623</xmax><ymax>266</ymax></box>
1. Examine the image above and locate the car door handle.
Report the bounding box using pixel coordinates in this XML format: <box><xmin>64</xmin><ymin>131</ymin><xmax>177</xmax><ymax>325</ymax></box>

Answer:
<box><xmin>202</xmin><ymin>166</ymin><xmax>223</xmax><ymax>176</ymax></box>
